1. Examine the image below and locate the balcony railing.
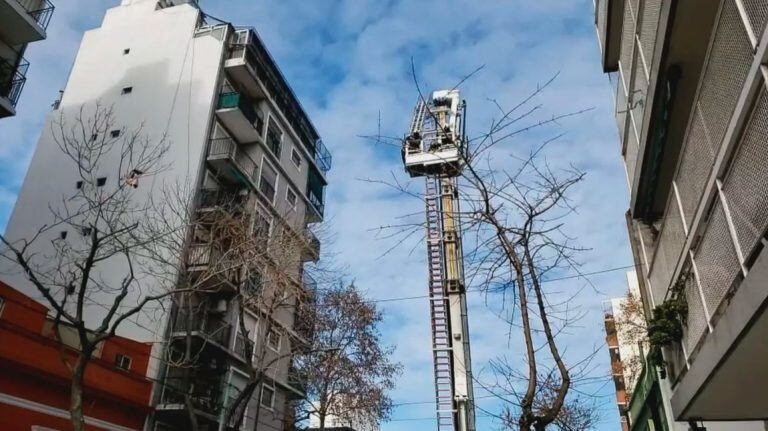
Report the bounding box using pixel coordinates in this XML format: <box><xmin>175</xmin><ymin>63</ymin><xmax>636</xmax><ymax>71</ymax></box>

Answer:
<box><xmin>218</xmin><ymin>91</ymin><xmax>260</xmax><ymax>128</ymax></box>
<box><xmin>172</xmin><ymin>311</ymin><xmax>233</xmax><ymax>348</ymax></box>
<box><xmin>14</xmin><ymin>0</ymin><xmax>54</xmax><ymax>30</ymax></box>
<box><xmin>314</xmin><ymin>139</ymin><xmax>332</xmax><ymax>174</ymax></box>
<box><xmin>208</xmin><ymin>137</ymin><xmax>260</xmax><ymax>188</ymax></box>
<box><xmin>160</xmin><ymin>371</ymin><xmax>224</xmax><ymax>415</ymax></box>
<box><xmin>0</xmin><ymin>57</ymin><xmax>29</xmax><ymax>109</ymax></box>
<box><xmin>307</xmin><ymin>187</ymin><xmax>324</xmax><ymax>217</ymax></box>
<box><xmin>198</xmin><ymin>189</ymin><xmax>245</xmax><ymax>211</ymax></box>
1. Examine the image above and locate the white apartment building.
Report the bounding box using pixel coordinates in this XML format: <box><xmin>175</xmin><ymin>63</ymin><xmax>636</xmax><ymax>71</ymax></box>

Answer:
<box><xmin>0</xmin><ymin>0</ymin><xmax>55</xmax><ymax>117</ymax></box>
<box><xmin>594</xmin><ymin>0</ymin><xmax>768</xmax><ymax>426</ymax></box>
<box><xmin>1</xmin><ymin>1</ymin><xmax>330</xmax><ymax>430</ymax></box>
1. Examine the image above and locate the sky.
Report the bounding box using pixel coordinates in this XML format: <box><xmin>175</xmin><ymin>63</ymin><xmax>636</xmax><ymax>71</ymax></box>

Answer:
<box><xmin>0</xmin><ymin>1</ymin><xmax>633</xmax><ymax>430</ymax></box>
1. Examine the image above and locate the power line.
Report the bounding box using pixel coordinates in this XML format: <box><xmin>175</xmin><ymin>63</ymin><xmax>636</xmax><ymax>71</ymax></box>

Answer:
<box><xmin>369</xmin><ymin>264</ymin><xmax>635</xmax><ymax>304</ymax></box>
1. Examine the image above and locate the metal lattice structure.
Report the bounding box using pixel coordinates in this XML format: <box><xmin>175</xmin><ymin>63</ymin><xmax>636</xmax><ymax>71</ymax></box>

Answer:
<box><xmin>403</xmin><ymin>90</ymin><xmax>475</xmax><ymax>431</ymax></box>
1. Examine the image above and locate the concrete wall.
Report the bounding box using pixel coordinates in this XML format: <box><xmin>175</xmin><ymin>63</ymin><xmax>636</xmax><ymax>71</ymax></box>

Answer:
<box><xmin>1</xmin><ymin>0</ymin><xmax>225</xmax><ymax>345</ymax></box>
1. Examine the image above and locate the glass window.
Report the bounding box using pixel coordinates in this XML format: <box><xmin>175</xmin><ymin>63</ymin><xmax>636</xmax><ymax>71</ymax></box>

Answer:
<box><xmin>266</xmin><ymin>329</ymin><xmax>281</xmax><ymax>351</ymax></box>
<box><xmin>286</xmin><ymin>187</ymin><xmax>297</xmax><ymax>208</ymax></box>
<box><xmin>260</xmin><ymin>383</ymin><xmax>275</xmax><ymax>409</ymax></box>
<box><xmin>291</xmin><ymin>148</ymin><xmax>302</xmax><ymax>169</ymax></box>
<box><xmin>259</xmin><ymin>161</ymin><xmax>278</xmax><ymax>202</ymax></box>
<box><xmin>114</xmin><ymin>353</ymin><xmax>132</xmax><ymax>371</ymax></box>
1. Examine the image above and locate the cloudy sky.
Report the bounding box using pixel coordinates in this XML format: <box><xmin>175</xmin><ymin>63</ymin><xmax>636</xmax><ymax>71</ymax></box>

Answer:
<box><xmin>0</xmin><ymin>1</ymin><xmax>633</xmax><ymax>429</ymax></box>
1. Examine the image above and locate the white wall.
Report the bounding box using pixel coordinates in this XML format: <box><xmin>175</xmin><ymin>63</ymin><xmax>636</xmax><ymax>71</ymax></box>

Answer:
<box><xmin>1</xmin><ymin>0</ymin><xmax>225</xmax><ymax>345</ymax></box>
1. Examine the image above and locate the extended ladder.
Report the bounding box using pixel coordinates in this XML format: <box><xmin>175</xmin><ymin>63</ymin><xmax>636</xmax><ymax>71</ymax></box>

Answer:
<box><xmin>425</xmin><ymin>176</ymin><xmax>455</xmax><ymax>431</ymax></box>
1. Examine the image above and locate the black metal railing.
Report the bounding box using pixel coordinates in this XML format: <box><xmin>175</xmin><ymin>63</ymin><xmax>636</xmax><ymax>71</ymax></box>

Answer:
<box><xmin>198</xmin><ymin>189</ymin><xmax>245</xmax><ymax>210</ymax></box>
<box><xmin>160</xmin><ymin>371</ymin><xmax>225</xmax><ymax>414</ymax></box>
<box><xmin>172</xmin><ymin>311</ymin><xmax>233</xmax><ymax>348</ymax></box>
<box><xmin>0</xmin><ymin>57</ymin><xmax>29</xmax><ymax>109</ymax></box>
<box><xmin>14</xmin><ymin>0</ymin><xmax>54</xmax><ymax>30</ymax></box>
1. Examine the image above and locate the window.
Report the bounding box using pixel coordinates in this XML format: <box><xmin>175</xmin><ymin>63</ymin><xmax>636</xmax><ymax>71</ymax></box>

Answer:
<box><xmin>259</xmin><ymin>161</ymin><xmax>278</xmax><ymax>203</ymax></box>
<box><xmin>260</xmin><ymin>382</ymin><xmax>275</xmax><ymax>409</ymax></box>
<box><xmin>290</xmin><ymin>148</ymin><xmax>302</xmax><ymax>169</ymax></box>
<box><xmin>0</xmin><ymin>297</ymin><xmax>5</xmax><ymax>318</ymax></box>
<box><xmin>266</xmin><ymin>329</ymin><xmax>280</xmax><ymax>351</ymax></box>
<box><xmin>114</xmin><ymin>353</ymin><xmax>132</xmax><ymax>371</ymax></box>
<box><xmin>121</xmin><ymin>86</ymin><xmax>133</xmax><ymax>95</ymax></box>
<box><xmin>244</xmin><ymin>272</ymin><xmax>262</xmax><ymax>295</ymax></box>
<box><xmin>286</xmin><ymin>187</ymin><xmax>297</xmax><ymax>209</ymax></box>
<box><xmin>266</xmin><ymin>121</ymin><xmax>282</xmax><ymax>157</ymax></box>
<box><xmin>110</xmin><ymin>130</ymin><xmax>121</xmax><ymax>138</ymax></box>
<box><xmin>123</xmin><ymin>48</ymin><xmax>130</xmax><ymax>55</ymax></box>
<box><xmin>96</xmin><ymin>177</ymin><xmax>107</xmax><ymax>187</ymax></box>
<box><xmin>59</xmin><ymin>231</ymin><xmax>68</xmax><ymax>240</ymax></box>
<box><xmin>76</xmin><ymin>180</ymin><xmax>83</xmax><ymax>189</ymax></box>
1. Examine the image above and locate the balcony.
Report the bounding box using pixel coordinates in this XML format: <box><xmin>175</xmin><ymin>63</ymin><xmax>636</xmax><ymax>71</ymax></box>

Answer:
<box><xmin>206</xmin><ymin>137</ymin><xmax>259</xmax><ymax>189</ymax></box>
<box><xmin>301</xmin><ymin>229</ymin><xmax>320</xmax><ymax>262</ymax></box>
<box><xmin>0</xmin><ymin>0</ymin><xmax>53</xmax><ymax>44</ymax></box>
<box><xmin>158</xmin><ymin>368</ymin><xmax>225</xmax><ymax>422</ymax></box>
<box><xmin>197</xmin><ymin>188</ymin><xmax>246</xmax><ymax>213</ymax></box>
<box><xmin>306</xmin><ymin>165</ymin><xmax>326</xmax><ymax>222</ymax></box>
<box><xmin>0</xmin><ymin>56</ymin><xmax>28</xmax><ymax>118</ymax></box>
<box><xmin>215</xmin><ymin>91</ymin><xmax>265</xmax><ymax>144</ymax></box>
<box><xmin>225</xmin><ymin>28</ymin><xmax>332</xmax><ymax>176</ymax></box>
<box><xmin>171</xmin><ymin>309</ymin><xmax>234</xmax><ymax>352</ymax></box>
<box><xmin>186</xmin><ymin>242</ymin><xmax>241</xmax><ymax>291</ymax></box>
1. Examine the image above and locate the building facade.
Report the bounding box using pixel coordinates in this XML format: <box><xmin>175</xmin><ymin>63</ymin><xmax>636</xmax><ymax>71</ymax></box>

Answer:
<box><xmin>0</xmin><ymin>280</ymin><xmax>153</xmax><ymax>431</ymax></box>
<box><xmin>1</xmin><ymin>1</ymin><xmax>329</xmax><ymax>430</ymax></box>
<box><xmin>0</xmin><ymin>0</ymin><xmax>54</xmax><ymax>118</ymax></box>
<box><xmin>594</xmin><ymin>0</ymin><xmax>768</xmax><ymax>425</ymax></box>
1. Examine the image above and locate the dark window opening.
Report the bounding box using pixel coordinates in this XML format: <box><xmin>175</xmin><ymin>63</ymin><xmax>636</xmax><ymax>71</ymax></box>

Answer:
<box><xmin>114</xmin><ymin>353</ymin><xmax>132</xmax><ymax>371</ymax></box>
<box><xmin>59</xmin><ymin>231</ymin><xmax>68</xmax><ymax>240</ymax></box>
<box><xmin>110</xmin><ymin>130</ymin><xmax>121</xmax><ymax>138</ymax></box>
<box><xmin>76</xmin><ymin>181</ymin><xmax>83</xmax><ymax>189</ymax></box>
<box><xmin>123</xmin><ymin>48</ymin><xmax>130</xmax><ymax>55</ymax></box>
<box><xmin>96</xmin><ymin>177</ymin><xmax>107</xmax><ymax>187</ymax></box>
<box><xmin>121</xmin><ymin>87</ymin><xmax>133</xmax><ymax>95</ymax></box>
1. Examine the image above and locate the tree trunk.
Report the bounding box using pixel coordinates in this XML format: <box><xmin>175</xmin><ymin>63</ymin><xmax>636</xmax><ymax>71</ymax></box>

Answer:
<box><xmin>70</xmin><ymin>353</ymin><xmax>89</xmax><ymax>431</ymax></box>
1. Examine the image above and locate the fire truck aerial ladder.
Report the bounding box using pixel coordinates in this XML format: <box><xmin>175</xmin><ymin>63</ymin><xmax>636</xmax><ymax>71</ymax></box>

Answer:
<box><xmin>402</xmin><ymin>90</ymin><xmax>475</xmax><ymax>431</ymax></box>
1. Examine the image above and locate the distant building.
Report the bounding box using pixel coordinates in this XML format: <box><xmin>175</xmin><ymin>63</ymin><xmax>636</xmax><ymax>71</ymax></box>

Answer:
<box><xmin>0</xmin><ymin>280</ymin><xmax>153</xmax><ymax>430</ymax></box>
<box><xmin>0</xmin><ymin>0</ymin><xmax>55</xmax><ymax>118</ymax></box>
<box><xmin>603</xmin><ymin>272</ymin><xmax>646</xmax><ymax>431</ymax></box>
<box><xmin>593</xmin><ymin>0</ymin><xmax>768</xmax><ymax>426</ymax></box>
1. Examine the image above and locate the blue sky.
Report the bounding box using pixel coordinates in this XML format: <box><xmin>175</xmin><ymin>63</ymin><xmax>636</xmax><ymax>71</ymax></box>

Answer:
<box><xmin>0</xmin><ymin>1</ymin><xmax>632</xmax><ymax>429</ymax></box>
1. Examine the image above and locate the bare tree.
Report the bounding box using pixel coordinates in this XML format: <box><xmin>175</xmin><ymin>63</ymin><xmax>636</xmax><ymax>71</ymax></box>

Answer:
<box><xmin>0</xmin><ymin>104</ymin><xmax>180</xmax><ymax>431</ymax></box>
<box><xmin>364</xmin><ymin>69</ymin><xmax>601</xmax><ymax>430</ymax></box>
<box><xmin>146</xmin><ymin>177</ymin><xmax>329</xmax><ymax>431</ymax></box>
<box><xmin>292</xmin><ymin>282</ymin><xmax>402</xmax><ymax>430</ymax></box>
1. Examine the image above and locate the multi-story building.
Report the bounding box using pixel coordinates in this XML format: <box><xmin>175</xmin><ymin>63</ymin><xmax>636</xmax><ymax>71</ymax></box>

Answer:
<box><xmin>0</xmin><ymin>0</ymin><xmax>54</xmax><ymax>118</ymax></box>
<box><xmin>0</xmin><ymin>280</ymin><xmax>153</xmax><ymax>431</ymax></box>
<box><xmin>594</xmin><ymin>0</ymin><xmax>768</xmax><ymax>425</ymax></box>
<box><xmin>604</xmin><ymin>272</ymin><xmax>645</xmax><ymax>431</ymax></box>
<box><xmin>1</xmin><ymin>1</ymin><xmax>329</xmax><ymax>430</ymax></box>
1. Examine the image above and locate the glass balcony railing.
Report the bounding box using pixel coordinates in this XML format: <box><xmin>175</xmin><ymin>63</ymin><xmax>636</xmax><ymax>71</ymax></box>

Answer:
<box><xmin>218</xmin><ymin>91</ymin><xmax>259</xmax><ymax>128</ymax></box>
<box><xmin>14</xmin><ymin>0</ymin><xmax>55</xmax><ymax>30</ymax></box>
<box><xmin>0</xmin><ymin>57</ymin><xmax>29</xmax><ymax>109</ymax></box>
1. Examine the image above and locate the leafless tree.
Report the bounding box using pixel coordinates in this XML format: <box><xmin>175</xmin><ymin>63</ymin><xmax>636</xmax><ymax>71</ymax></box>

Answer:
<box><xmin>145</xmin><ymin>177</ymin><xmax>325</xmax><ymax>431</ymax></box>
<box><xmin>363</xmin><ymin>68</ymin><xmax>602</xmax><ymax>430</ymax></box>
<box><xmin>0</xmin><ymin>104</ymin><xmax>180</xmax><ymax>431</ymax></box>
<box><xmin>291</xmin><ymin>282</ymin><xmax>402</xmax><ymax>430</ymax></box>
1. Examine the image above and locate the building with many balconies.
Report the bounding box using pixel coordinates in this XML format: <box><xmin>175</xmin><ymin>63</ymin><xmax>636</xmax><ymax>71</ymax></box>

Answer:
<box><xmin>594</xmin><ymin>0</ymin><xmax>768</xmax><ymax>425</ymax></box>
<box><xmin>0</xmin><ymin>1</ymin><xmax>329</xmax><ymax>430</ymax></box>
<box><xmin>0</xmin><ymin>0</ymin><xmax>54</xmax><ymax>118</ymax></box>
